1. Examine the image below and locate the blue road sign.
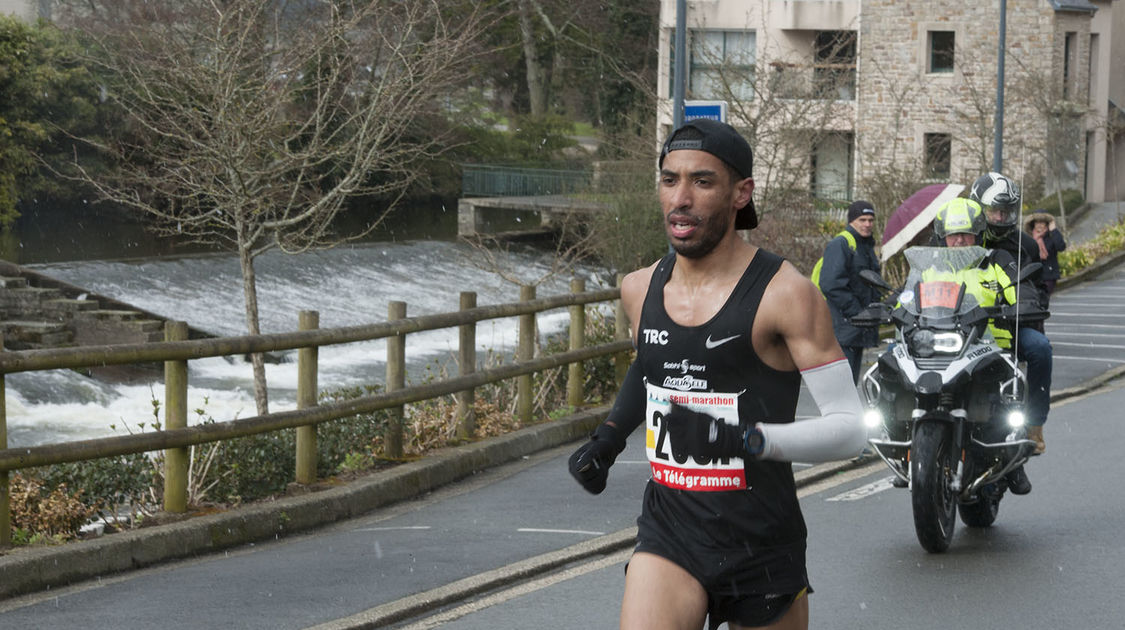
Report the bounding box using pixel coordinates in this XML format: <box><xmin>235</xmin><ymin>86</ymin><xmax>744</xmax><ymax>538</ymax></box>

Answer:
<box><xmin>684</xmin><ymin>100</ymin><xmax>727</xmax><ymax>122</ymax></box>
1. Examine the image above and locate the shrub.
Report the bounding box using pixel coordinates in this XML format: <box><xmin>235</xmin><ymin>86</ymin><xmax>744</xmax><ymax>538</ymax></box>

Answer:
<box><xmin>10</xmin><ymin>473</ymin><xmax>95</xmax><ymax>542</ymax></box>
<box><xmin>35</xmin><ymin>453</ymin><xmax>158</xmax><ymax>527</ymax></box>
<box><xmin>1059</xmin><ymin>217</ymin><xmax>1125</xmax><ymax>277</ymax></box>
<box><xmin>1028</xmin><ymin>189</ymin><xmax>1084</xmax><ymax>215</ymax></box>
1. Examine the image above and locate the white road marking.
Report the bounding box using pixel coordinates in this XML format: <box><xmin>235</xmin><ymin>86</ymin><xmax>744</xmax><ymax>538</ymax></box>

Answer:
<box><xmin>1048</xmin><ymin>312</ymin><xmax>1124</xmax><ymax>318</ymax></box>
<box><xmin>1051</xmin><ymin>341</ymin><xmax>1125</xmax><ymax>350</ymax></box>
<box><xmin>354</xmin><ymin>526</ymin><xmax>432</xmax><ymax>532</ymax></box>
<box><xmin>1046</xmin><ymin>323</ymin><xmax>1125</xmax><ymax>330</ymax></box>
<box><xmin>1053</xmin><ymin>355</ymin><xmax>1125</xmax><ymax>364</ymax></box>
<box><xmin>826</xmin><ymin>477</ymin><xmax>896</xmax><ymax>501</ymax></box>
<box><xmin>517</xmin><ymin>528</ymin><xmax>605</xmax><ymax>536</ymax></box>
<box><xmin>797</xmin><ymin>461</ymin><xmax>884</xmax><ymax>499</ymax></box>
<box><xmin>1048</xmin><ymin>332</ymin><xmax>1125</xmax><ymax>338</ymax></box>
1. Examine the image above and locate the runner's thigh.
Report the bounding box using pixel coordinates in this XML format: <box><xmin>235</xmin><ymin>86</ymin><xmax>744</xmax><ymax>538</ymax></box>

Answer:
<box><xmin>620</xmin><ymin>552</ymin><xmax>708</xmax><ymax>630</ymax></box>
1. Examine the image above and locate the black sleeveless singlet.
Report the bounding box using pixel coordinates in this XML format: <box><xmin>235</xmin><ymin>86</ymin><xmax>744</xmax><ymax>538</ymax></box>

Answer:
<box><xmin>633</xmin><ymin>249</ymin><xmax>808</xmax><ymax>594</ymax></box>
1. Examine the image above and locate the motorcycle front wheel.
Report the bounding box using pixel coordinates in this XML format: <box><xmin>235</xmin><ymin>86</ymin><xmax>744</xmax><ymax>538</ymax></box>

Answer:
<box><xmin>911</xmin><ymin>420</ymin><xmax>957</xmax><ymax>553</ymax></box>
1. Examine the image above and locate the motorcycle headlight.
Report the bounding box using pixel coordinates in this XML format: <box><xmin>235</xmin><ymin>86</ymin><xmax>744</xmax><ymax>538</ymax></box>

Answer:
<box><xmin>1007</xmin><ymin>410</ymin><xmax>1026</xmax><ymax>428</ymax></box>
<box><xmin>908</xmin><ymin>329</ymin><xmax>935</xmax><ymax>357</ymax></box>
<box><xmin>932</xmin><ymin>332</ymin><xmax>964</xmax><ymax>354</ymax></box>
<box><xmin>863</xmin><ymin>408</ymin><xmax>883</xmax><ymax>429</ymax></box>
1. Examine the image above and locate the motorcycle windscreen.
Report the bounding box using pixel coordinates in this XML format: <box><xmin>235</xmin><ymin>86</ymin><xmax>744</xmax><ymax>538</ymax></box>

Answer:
<box><xmin>900</xmin><ymin>246</ymin><xmax>988</xmax><ymax>317</ymax></box>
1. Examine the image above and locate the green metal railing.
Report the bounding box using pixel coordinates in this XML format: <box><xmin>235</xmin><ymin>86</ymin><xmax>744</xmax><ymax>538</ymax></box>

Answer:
<box><xmin>462</xmin><ymin>164</ymin><xmax>592</xmax><ymax>197</ymax></box>
<box><xmin>0</xmin><ymin>282</ymin><xmax>630</xmax><ymax>547</ymax></box>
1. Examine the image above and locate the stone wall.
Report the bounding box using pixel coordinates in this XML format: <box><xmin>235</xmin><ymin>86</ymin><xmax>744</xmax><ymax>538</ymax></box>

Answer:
<box><xmin>856</xmin><ymin>0</ymin><xmax>1092</xmax><ymax>193</ymax></box>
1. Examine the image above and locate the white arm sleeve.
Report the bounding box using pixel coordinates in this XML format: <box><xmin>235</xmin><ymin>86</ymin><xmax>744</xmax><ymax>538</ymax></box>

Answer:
<box><xmin>756</xmin><ymin>359</ymin><xmax>867</xmax><ymax>463</ymax></box>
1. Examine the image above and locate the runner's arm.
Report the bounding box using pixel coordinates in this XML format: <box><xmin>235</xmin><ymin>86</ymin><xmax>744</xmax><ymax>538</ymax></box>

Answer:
<box><xmin>756</xmin><ymin>359</ymin><xmax>866</xmax><ymax>462</ymax></box>
<box><xmin>755</xmin><ymin>268</ymin><xmax>866</xmax><ymax>462</ymax></box>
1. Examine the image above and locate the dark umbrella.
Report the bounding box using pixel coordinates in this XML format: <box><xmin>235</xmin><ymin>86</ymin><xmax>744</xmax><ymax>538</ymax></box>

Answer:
<box><xmin>881</xmin><ymin>183</ymin><xmax>965</xmax><ymax>261</ymax></box>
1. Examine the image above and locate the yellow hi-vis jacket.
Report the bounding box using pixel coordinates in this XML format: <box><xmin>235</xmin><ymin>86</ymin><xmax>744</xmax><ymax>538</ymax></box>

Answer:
<box><xmin>920</xmin><ymin>261</ymin><xmax>1018</xmax><ymax>348</ymax></box>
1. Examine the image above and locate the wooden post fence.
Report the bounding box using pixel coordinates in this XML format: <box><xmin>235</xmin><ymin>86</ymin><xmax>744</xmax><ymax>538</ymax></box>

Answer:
<box><xmin>295</xmin><ymin>310</ymin><xmax>319</xmax><ymax>484</ymax></box>
<box><xmin>567</xmin><ymin>278</ymin><xmax>586</xmax><ymax>408</ymax></box>
<box><xmin>163</xmin><ymin>321</ymin><xmax>189</xmax><ymax>513</ymax></box>
<box><xmin>517</xmin><ymin>285</ymin><xmax>536</xmax><ymax>423</ymax></box>
<box><xmin>457</xmin><ymin>292</ymin><xmax>477</xmax><ymax>439</ymax></box>
<box><xmin>385</xmin><ymin>301</ymin><xmax>406</xmax><ymax>458</ymax></box>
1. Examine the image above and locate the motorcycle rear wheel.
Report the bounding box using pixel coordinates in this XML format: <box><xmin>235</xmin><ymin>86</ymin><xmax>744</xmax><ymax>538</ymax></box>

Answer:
<box><xmin>959</xmin><ymin>487</ymin><xmax>1001</xmax><ymax>527</ymax></box>
<box><xmin>959</xmin><ymin>459</ymin><xmax>1002</xmax><ymax>528</ymax></box>
<box><xmin>911</xmin><ymin>421</ymin><xmax>957</xmax><ymax>553</ymax></box>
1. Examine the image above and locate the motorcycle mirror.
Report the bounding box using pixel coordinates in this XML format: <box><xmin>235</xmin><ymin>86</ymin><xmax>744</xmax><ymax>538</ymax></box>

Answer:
<box><xmin>1016</xmin><ymin>262</ymin><xmax>1042</xmax><ymax>284</ymax></box>
<box><xmin>859</xmin><ymin>269</ymin><xmax>893</xmax><ymax>292</ymax></box>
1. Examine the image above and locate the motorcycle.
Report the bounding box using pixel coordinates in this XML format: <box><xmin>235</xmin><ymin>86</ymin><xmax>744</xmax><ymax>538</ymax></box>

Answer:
<box><xmin>852</xmin><ymin>246</ymin><xmax>1046</xmax><ymax>553</ymax></box>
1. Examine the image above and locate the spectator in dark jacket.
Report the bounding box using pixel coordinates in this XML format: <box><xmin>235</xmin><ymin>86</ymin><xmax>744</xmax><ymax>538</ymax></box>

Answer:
<box><xmin>1024</xmin><ymin>211</ymin><xmax>1067</xmax><ymax>300</ymax></box>
<box><xmin>819</xmin><ymin>200</ymin><xmax>881</xmax><ymax>382</ymax></box>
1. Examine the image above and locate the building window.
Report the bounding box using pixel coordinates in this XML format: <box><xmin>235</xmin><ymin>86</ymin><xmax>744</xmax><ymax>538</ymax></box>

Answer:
<box><xmin>924</xmin><ymin>133</ymin><xmax>952</xmax><ymax>179</ymax></box>
<box><xmin>1064</xmin><ymin>31</ymin><xmax>1077</xmax><ymax>98</ymax></box>
<box><xmin>811</xmin><ymin>133</ymin><xmax>854</xmax><ymax>201</ymax></box>
<box><xmin>684</xmin><ymin>30</ymin><xmax>756</xmax><ymax>101</ymax></box>
<box><xmin>1089</xmin><ymin>33</ymin><xmax>1099</xmax><ymax>107</ymax></box>
<box><xmin>813</xmin><ymin>31</ymin><xmax>857</xmax><ymax>100</ymax></box>
<box><xmin>928</xmin><ymin>31</ymin><xmax>955</xmax><ymax>73</ymax></box>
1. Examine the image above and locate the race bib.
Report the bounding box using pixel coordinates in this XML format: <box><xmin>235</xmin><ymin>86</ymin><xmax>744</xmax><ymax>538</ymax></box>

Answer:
<box><xmin>644</xmin><ymin>381</ymin><xmax>748</xmax><ymax>491</ymax></box>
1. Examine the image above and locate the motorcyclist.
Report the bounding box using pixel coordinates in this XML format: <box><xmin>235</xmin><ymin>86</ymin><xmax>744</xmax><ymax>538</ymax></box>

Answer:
<box><xmin>969</xmin><ymin>172</ymin><xmax>1052</xmax><ymax>455</ymax></box>
<box><xmin>930</xmin><ymin>197</ymin><xmax>1033</xmax><ymax>494</ymax></box>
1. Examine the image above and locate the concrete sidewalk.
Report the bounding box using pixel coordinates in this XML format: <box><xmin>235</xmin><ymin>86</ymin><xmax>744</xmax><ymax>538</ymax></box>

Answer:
<box><xmin>1062</xmin><ymin>200</ymin><xmax>1123</xmax><ymax>245</ymax></box>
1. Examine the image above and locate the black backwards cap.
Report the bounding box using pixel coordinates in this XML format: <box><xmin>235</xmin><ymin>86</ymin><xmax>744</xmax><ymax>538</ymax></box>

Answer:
<box><xmin>659</xmin><ymin>118</ymin><xmax>757</xmax><ymax>230</ymax></box>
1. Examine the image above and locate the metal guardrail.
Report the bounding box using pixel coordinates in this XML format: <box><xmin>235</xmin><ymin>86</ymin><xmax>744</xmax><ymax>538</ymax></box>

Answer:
<box><xmin>0</xmin><ymin>281</ymin><xmax>629</xmax><ymax>546</ymax></box>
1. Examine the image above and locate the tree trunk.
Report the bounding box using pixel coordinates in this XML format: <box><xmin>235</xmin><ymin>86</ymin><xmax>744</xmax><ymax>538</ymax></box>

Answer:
<box><xmin>517</xmin><ymin>0</ymin><xmax>547</xmax><ymax>116</ymax></box>
<box><xmin>238</xmin><ymin>242</ymin><xmax>270</xmax><ymax>416</ymax></box>
<box><xmin>1055</xmin><ymin>186</ymin><xmax>1068</xmax><ymax>234</ymax></box>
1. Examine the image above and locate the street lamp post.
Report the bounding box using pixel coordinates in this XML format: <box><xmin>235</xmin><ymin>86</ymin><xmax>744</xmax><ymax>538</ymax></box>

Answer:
<box><xmin>673</xmin><ymin>0</ymin><xmax>686</xmax><ymax>128</ymax></box>
<box><xmin>993</xmin><ymin>0</ymin><xmax>1007</xmax><ymax>172</ymax></box>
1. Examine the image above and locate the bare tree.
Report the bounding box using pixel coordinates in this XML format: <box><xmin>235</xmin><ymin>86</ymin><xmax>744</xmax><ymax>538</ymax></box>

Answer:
<box><xmin>60</xmin><ymin>0</ymin><xmax>491</xmax><ymax>414</ymax></box>
<box><xmin>691</xmin><ymin>26</ymin><xmax>861</xmax><ymax>271</ymax></box>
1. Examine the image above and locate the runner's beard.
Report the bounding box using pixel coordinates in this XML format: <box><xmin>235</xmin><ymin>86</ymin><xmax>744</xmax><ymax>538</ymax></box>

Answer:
<box><xmin>668</xmin><ymin>209</ymin><xmax>731</xmax><ymax>259</ymax></box>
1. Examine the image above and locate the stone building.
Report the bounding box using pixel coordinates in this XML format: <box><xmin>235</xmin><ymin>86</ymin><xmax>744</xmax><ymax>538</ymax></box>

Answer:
<box><xmin>658</xmin><ymin>0</ymin><xmax>1124</xmax><ymax>210</ymax></box>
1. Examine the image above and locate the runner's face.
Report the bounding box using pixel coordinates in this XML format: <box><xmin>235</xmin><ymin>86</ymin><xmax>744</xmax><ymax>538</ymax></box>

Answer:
<box><xmin>659</xmin><ymin>150</ymin><xmax>747</xmax><ymax>259</ymax></box>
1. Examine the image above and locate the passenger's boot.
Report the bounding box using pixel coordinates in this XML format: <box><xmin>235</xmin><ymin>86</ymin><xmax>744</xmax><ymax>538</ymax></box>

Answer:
<box><xmin>1027</xmin><ymin>425</ymin><xmax>1046</xmax><ymax>455</ymax></box>
<box><xmin>1006</xmin><ymin>465</ymin><xmax>1032</xmax><ymax>495</ymax></box>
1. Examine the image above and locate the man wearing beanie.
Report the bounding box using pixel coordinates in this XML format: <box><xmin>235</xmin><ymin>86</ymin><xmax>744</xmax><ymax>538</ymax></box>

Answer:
<box><xmin>817</xmin><ymin>200</ymin><xmax>881</xmax><ymax>382</ymax></box>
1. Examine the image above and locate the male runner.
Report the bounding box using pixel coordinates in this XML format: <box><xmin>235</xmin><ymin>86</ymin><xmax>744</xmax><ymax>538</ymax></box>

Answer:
<box><xmin>569</xmin><ymin>119</ymin><xmax>867</xmax><ymax>630</ymax></box>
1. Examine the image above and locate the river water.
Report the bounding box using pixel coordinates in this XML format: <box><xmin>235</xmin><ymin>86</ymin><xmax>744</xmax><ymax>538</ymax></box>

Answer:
<box><xmin>4</xmin><ymin>202</ymin><xmax>608</xmax><ymax>447</ymax></box>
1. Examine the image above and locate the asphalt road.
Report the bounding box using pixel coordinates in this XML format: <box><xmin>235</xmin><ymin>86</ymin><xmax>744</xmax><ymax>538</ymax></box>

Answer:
<box><xmin>405</xmin><ymin>379</ymin><xmax>1125</xmax><ymax>630</ymax></box>
<box><xmin>0</xmin><ymin>264</ymin><xmax>1121</xmax><ymax>629</ymax></box>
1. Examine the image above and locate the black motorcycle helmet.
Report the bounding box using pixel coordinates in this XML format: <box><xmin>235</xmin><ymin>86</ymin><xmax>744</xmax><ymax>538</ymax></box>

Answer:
<box><xmin>969</xmin><ymin>172</ymin><xmax>1021</xmax><ymax>239</ymax></box>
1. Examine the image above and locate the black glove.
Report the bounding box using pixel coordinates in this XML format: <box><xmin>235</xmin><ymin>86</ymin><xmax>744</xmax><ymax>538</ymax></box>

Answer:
<box><xmin>568</xmin><ymin>423</ymin><xmax>624</xmax><ymax>495</ymax></box>
<box><xmin>664</xmin><ymin>403</ymin><xmax>746</xmax><ymax>460</ymax></box>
